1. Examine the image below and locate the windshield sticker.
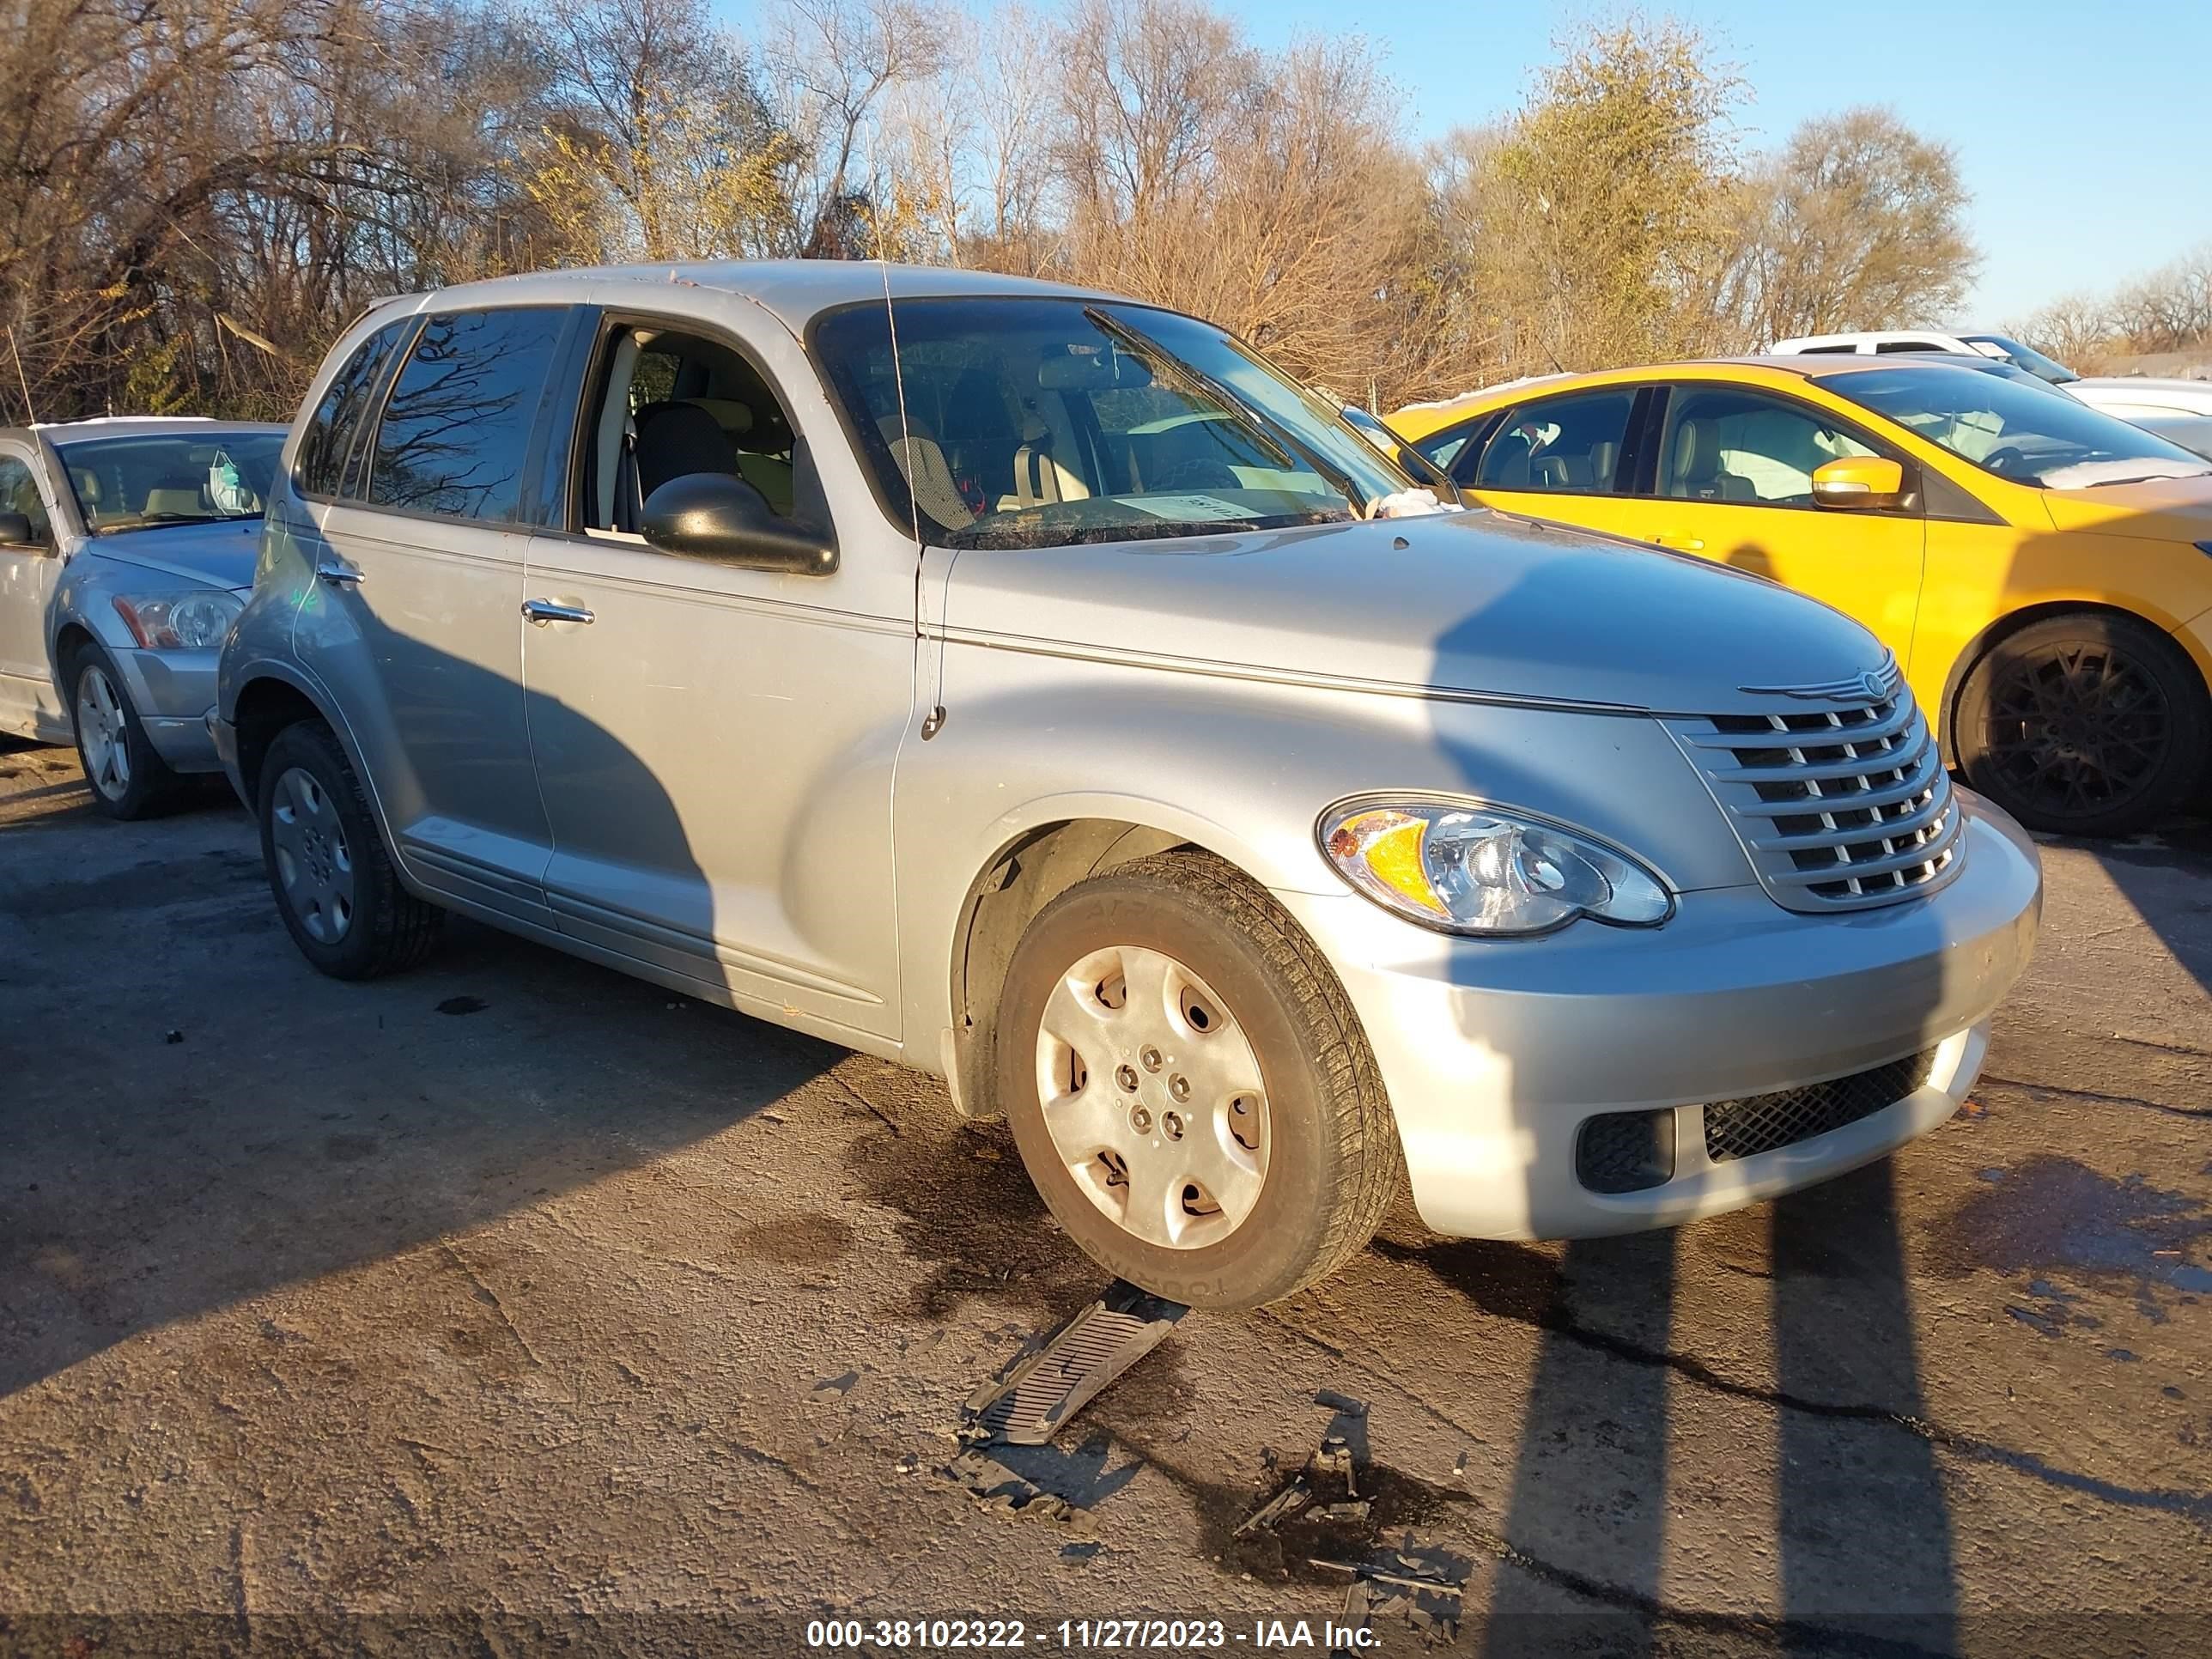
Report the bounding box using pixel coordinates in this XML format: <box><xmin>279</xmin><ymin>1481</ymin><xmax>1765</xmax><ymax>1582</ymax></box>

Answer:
<box><xmin>1124</xmin><ymin>494</ymin><xmax>1255</xmax><ymax>521</ymax></box>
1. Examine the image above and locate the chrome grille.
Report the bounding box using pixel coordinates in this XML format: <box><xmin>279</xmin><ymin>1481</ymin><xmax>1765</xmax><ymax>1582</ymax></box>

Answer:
<box><xmin>1666</xmin><ymin>665</ymin><xmax>1966</xmax><ymax>914</ymax></box>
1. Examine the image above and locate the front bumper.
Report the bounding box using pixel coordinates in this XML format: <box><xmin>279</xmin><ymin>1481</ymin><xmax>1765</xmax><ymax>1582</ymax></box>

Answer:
<box><xmin>105</xmin><ymin>645</ymin><xmax>222</xmax><ymax>773</ymax></box>
<box><xmin>1273</xmin><ymin>793</ymin><xmax>2042</xmax><ymax>1240</ymax></box>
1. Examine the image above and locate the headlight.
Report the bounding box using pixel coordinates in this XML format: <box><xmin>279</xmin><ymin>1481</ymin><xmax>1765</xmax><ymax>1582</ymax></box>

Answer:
<box><xmin>112</xmin><ymin>590</ymin><xmax>244</xmax><ymax>651</ymax></box>
<box><xmin>1318</xmin><ymin>796</ymin><xmax>1673</xmax><ymax>936</ymax></box>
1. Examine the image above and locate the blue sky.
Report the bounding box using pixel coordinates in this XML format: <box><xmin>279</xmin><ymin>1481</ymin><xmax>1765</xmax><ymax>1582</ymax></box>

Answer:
<box><xmin>726</xmin><ymin>0</ymin><xmax>2209</xmax><ymax>325</ymax></box>
<box><xmin>1215</xmin><ymin>0</ymin><xmax>2212</xmax><ymax>325</ymax></box>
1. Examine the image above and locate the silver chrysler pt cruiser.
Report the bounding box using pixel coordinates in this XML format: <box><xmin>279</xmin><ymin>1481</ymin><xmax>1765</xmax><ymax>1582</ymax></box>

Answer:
<box><xmin>214</xmin><ymin>263</ymin><xmax>2041</xmax><ymax>1309</ymax></box>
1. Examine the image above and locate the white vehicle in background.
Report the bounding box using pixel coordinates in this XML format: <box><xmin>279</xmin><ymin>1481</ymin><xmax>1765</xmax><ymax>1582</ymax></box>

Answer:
<box><xmin>1768</xmin><ymin>329</ymin><xmax>2081</xmax><ymax>385</ymax></box>
<box><xmin>1769</xmin><ymin>330</ymin><xmax>2212</xmax><ymax>455</ymax></box>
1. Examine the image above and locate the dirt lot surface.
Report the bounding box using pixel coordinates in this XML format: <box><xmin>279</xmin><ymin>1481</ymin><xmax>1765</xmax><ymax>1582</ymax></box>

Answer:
<box><xmin>3</xmin><ymin>738</ymin><xmax>2209</xmax><ymax>1656</ymax></box>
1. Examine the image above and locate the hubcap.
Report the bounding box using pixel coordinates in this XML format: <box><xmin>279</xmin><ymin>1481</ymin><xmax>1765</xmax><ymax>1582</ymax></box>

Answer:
<box><xmin>75</xmin><ymin>665</ymin><xmax>131</xmax><ymax>800</ymax></box>
<box><xmin>1032</xmin><ymin>945</ymin><xmax>1269</xmax><ymax>1250</ymax></box>
<box><xmin>268</xmin><ymin>767</ymin><xmax>356</xmax><ymax>943</ymax></box>
<box><xmin>1982</xmin><ymin>641</ymin><xmax>2171</xmax><ymax>823</ymax></box>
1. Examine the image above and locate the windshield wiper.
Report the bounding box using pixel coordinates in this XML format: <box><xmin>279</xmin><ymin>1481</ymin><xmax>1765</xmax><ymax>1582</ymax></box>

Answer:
<box><xmin>1081</xmin><ymin>307</ymin><xmax>1370</xmax><ymax>515</ymax></box>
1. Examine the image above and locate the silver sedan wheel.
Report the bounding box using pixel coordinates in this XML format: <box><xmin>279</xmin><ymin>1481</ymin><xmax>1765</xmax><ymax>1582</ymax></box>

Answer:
<box><xmin>1032</xmin><ymin>944</ymin><xmax>1270</xmax><ymax>1250</ymax></box>
<box><xmin>76</xmin><ymin>664</ymin><xmax>132</xmax><ymax>801</ymax></box>
<box><xmin>268</xmin><ymin>766</ymin><xmax>356</xmax><ymax>944</ymax></box>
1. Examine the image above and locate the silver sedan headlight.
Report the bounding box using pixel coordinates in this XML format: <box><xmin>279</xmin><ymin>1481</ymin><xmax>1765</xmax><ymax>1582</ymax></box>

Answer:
<box><xmin>1318</xmin><ymin>796</ymin><xmax>1673</xmax><ymax>936</ymax></box>
<box><xmin>111</xmin><ymin>590</ymin><xmax>244</xmax><ymax>651</ymax></box>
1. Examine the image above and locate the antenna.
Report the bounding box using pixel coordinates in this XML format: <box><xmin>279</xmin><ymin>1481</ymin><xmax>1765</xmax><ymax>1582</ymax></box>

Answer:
<box><xmin>870</xmin><ymin>143</ymin><xmax>948</xmax><ymax>739</ymax></box>
<box><xmin>6</xmin><ymin>327</ymin><xmax>35</xmax><ymax>425</ymax></box>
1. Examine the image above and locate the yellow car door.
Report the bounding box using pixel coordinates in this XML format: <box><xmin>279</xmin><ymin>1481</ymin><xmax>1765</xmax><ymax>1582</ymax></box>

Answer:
<box><xmin>1637</xmin><ymin>382</ymin><xmax>1927</xmax><ymax>675</ymax></box>
<box><xmin>1454</xmin><ymin>384</ymin><xmax>1664</xmax><ymax>541</ymax></box>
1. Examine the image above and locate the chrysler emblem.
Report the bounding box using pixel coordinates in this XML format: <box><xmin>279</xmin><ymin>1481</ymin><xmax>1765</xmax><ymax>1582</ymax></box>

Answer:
<box><xmin>1739</xmin><ymin>658</ymin><xmax>1899</xmax><ymax>706</ymax></box>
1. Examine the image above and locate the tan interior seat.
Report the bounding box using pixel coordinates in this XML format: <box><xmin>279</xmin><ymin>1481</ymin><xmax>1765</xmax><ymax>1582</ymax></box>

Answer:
<box><xmin>143</xmin><ymin>487</ymin><xmax>204</xmax><ymax>517</ymax></box>
<box><xmin>878</xmin><ymin>416</ymin><xmax>973</xmax><ymax>528</ymax></box>
<box><xmin>1669</xmin><ymin>419</ymin><xmax>1754</xmax><ymax>501</ymax></box>
<box><xmin>680</xmin><ymin>396</ymin><xmax>794</xmax><ymax>516</ymax></box>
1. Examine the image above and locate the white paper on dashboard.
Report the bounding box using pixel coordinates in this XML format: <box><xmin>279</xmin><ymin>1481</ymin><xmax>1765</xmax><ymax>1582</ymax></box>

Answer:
<box><xmin>1123</xmin><ymin>493</ymin><xmax>1256</xmax><ymax>521</ymax></box>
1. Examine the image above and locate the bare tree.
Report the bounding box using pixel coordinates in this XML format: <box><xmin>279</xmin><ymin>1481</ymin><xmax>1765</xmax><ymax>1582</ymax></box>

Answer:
<box><xmin>761</xmin><ymin>0</ymin><xmax>947</xmax><ymax>258</ymax></box>
<box><xmin>522</xmin><ymin>0</ymin><xmax>793</xmax><ymax>264</ymax></box>
<box><xmin>1730</xmin><ymin>107</ymin><xmax>1976</xmax><ymax>344</ymax></box>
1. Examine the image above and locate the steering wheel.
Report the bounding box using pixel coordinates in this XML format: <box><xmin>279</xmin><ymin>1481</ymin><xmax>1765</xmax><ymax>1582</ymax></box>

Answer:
<box><xmin>1982</xmin><ymin>445</ymin><xmax>2029</xmax><ymax>477</ymax></box>
<box><xmin>1153</xmin><ymin>459</ymin><xmax>1241</xmax><ymax>491</ymax></box>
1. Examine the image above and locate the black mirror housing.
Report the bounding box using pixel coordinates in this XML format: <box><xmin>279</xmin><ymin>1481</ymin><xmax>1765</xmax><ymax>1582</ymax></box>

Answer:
<box><xmin>0</xmin><ymin>510</ymin><xmax>34</xmax><ymax>545</ymax></box>
<box><xmin>641</xmin><ymin>473</ymin><xmax>838</xmax><ymax>576</ymax></box>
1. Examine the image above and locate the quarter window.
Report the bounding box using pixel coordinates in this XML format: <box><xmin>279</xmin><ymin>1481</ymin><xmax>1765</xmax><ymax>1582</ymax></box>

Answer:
<box><xmin>368</xmin><ymin>308</ymin><xmax>567</xmax><ymax>521</ymax></box>
<box><xmin>0</xmin><ymin>456</ymin><xmax>49</xmax><ymax>543</ymax></box>
<box><xmin>1657</xmin><ymin>387</ymin><xmax>1881</xmax><ymax>507</ymax></box>
<box><xmin>295</xmin><ymin>319</ymin><xmax>411</xmax><ymax>497</ymax></box>
<box><xmin>1474</xmin><ymin>390</ymin><xmax>1637</xmax><ymax>494</ymax></box>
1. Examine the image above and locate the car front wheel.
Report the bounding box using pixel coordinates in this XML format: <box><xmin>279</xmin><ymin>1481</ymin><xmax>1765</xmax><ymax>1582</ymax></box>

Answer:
<box><xmin>995</xmin><ymin>849</ymin><xmax>1401</xmax><ymax>1310</ymax></box>
<box><xmin>69</xmin><ymin>642</ymin><xmax>179</xmax><ymax>820</ymax></box>
<box><xmin>258</xmin><ymin>720</ymin><xmax>443</xmax><ymax>979</ymax></box>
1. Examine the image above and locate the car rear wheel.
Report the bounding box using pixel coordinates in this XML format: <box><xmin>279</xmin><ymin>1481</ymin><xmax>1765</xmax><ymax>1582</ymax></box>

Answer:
<box><xmin>258</xmin><ymin>720</ymin><xmax>443</xmax><ymax>979</ymax></box>
<box><xmin>994</xmin><ymin>849</ymin><xmax>1401</xmax><ymax>1310</ymax></box>
<box><xmin>1954</xmin><ymin>612</ymin><xmax>2209</xmax><ymax>837</ymax></box>
<box><xmin>69</xmin><ymin>643</ymin><xmax>179</xmax><ymax>820</ymax></box>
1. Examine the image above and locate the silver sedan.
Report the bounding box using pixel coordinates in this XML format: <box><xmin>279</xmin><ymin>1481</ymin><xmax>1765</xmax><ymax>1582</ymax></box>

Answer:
<box><xmin>0</xmin><ymin>418</ymin><xmax>283</xmax><ymax>817</ymax></box>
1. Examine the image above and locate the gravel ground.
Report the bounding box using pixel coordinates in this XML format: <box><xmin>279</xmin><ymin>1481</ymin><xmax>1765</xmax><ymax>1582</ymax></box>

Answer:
<box><xmin>1</xmin><ymin>737</ymin><xmax>2208</xmax><ymax>1656</ymax></box>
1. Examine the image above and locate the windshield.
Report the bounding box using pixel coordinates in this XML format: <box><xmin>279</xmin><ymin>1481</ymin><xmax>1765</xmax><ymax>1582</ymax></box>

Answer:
<box><xmin>52</xmin><ymin>431</ymin><xmax>283</xmax><ymax>534</ymax></box>
<box><xmin>811</xmin><ymin>297</ymin><xmax>1413</xmax><ymax>550</ymax></box>
<box><xmin>1814</xmin><ymin>365</ymin><xmax>2211</xmax><ymax>489</ymax></box>
<box><xmin>1961</xmin><ymin>334</ymin><xmax>2080</xmax><ymax>385</ymax></box>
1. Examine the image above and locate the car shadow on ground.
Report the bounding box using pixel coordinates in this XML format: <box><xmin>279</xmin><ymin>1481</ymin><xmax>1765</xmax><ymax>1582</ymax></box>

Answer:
<box><xmin>0</xmin><ymin>669</ymin><xmax>844</xmax><ymax>1401</ymax></box>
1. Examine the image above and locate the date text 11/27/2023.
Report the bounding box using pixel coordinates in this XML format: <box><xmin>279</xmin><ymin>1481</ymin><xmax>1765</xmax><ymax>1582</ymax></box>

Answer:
<box><xmin>804</xmin><ymin>1618</ymin><xmax>1382</xmax><ymax>1649</ymax></box>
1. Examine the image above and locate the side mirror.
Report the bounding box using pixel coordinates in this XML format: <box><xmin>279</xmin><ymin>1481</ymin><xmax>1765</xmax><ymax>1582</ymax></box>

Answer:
<box><xmin>641</xmin><ymin>472</ymin><xmax>838</xmax><ymax>575</ymax></box>
<box><xmin>0</xmin><ymin>510</ymin><xmax>34</xmax><ymax>545</ymax></box>
<box><xmin>1812</xmin><ymin>456</ymin><xmax>1907</xmax><ymax>510</ymax></box>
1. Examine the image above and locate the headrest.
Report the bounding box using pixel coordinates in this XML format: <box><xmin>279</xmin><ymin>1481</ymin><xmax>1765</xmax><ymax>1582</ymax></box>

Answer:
<box><xmin>878</xmin><ymin>413</ymin><xmax>938</xmax><ymax>446</ymax></box>
<box><xmin>1673</xmin><ymin>419</ymin><xmax>1719</xmax><ymax>479</ymax></box>
<box><xmin>682</xmin><ymin>397</ymin><xmax>755</xmax><ymax>436</ymax></box>
<box><xmin>143</xmin><ymin>487</ymin><xmax>202</xmax><ymax>516</ymax></box>
<box><xmin>633</xmin><ymin>400</ymin><xmax>736</xmax><ymax>496</ymax></box>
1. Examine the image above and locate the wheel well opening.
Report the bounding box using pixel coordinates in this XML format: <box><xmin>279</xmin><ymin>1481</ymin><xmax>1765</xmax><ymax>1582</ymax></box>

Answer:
<box><xmin>1939</xmin><ymin>600</ymin><xmax>2211</xmax><ymax>767</ymax></box>
<box><xmin>945</xmin><ymin>819</ymin><xmax>1192</xmax><ymax>1121</ymax></box>
<box><xmin>232</xmin><ymin>679</ymin><xmax>325</xmax><ymax>803</ymax></box>
<box><xmin>52</xmin><ymin>623</ymin><xmax>93</xmax><ymax>678</ymax></box>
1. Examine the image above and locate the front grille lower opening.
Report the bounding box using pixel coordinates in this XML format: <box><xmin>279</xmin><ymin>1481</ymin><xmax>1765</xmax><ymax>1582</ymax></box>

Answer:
<box><xmin>1702</xmin><ymin>1048</ymin><xmax>1941</xmax><ymax>1164</ymax></box>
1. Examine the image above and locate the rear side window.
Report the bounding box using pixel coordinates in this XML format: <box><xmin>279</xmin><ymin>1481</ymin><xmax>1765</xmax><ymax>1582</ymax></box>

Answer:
<box><xmin>367</xmin><ymin>308</ymin><xmax>567</xmax><ymax>522</ymax></box>
<box><xmin>295</xmin><ymin>319</ymin><xmax>410</xmax><ymax>498</ymax></box>
<box><xmin>1474</xmin><ymin>390</ymin><xmax>1637</xmax><ymax>494</ymax></box>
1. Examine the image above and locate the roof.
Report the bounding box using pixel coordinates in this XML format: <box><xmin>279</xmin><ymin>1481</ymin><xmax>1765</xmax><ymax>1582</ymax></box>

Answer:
<box><xmin>1383</xmin><ymin>355</ymin><xmax>1979</xmax><ymax>435</ymax></box>
<box><xmin>4</xmin><ymin>417</ymin><xmax>288</xmax><ymax>445</ymax></box>
<box><xmin>379</xmin><ymin>259</ymin><xmax>1131</xmax><ymax>336</ymax></box>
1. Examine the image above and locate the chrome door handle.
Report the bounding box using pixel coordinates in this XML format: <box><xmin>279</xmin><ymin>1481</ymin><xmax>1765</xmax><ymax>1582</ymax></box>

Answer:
<box><xmin>316</xmin><ymin>561</ymin><xmax>364</xmax><ymax>586</ymax></box>
<box><xmin>521</xmin><ymin>598</ymin><xmax>594</xmax><ymax>626</ymax></box>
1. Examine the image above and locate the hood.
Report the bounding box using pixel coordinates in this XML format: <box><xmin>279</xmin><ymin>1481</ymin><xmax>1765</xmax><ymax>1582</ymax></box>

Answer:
<box><xmin>82</xmin><ymin>517</ymin><xmax>263</xmax><ymax>590</ymax></box>
<box><xmin>2075</xmin><ymin>377</ymin><xmax>2212</xmax><ymax>412</ymax></box>
<box><xmin>2039</xmin><ymin>471</ymin><xmax>2212</xmax><ymax>544</ymax></box>
<box><xmin>943</xmin><ymin>509</ymin><xmax>1892</xmax><ymax>716</ymax></box>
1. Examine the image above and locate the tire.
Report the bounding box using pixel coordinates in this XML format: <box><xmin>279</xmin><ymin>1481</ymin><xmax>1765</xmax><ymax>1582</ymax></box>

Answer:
<box><xmin>69</xmin><ymin>642</ymin><xmax>180</xmax><ymax>820</ymax></box>
<box><xmin>257</xmin><ymin>720</ymin><xmax>443</xmax><ymax>979</ymax></box>
<box><xmin>994</xmin><ymin>849</ymin><xmax>1401</xmax><ymax>1310</ymax></box>
<box><xmin>1954</xmin><ymin>611</ymin><xmax>2210</xmax><ymax>837</ymax></box>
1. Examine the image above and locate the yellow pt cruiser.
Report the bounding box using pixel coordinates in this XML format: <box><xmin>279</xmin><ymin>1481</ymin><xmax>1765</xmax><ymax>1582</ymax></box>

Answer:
<box><xmin>1389</xmin><ymin>358</ymin><xmax>2212</xmax><ymax>835</ymax></box>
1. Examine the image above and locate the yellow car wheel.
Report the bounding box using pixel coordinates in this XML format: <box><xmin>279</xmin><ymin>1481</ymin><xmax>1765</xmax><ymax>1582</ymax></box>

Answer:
<box><xmin>1954</xmin><ymin>612</ymin><xmax>2210</xmax><ymax>837</ymax></box>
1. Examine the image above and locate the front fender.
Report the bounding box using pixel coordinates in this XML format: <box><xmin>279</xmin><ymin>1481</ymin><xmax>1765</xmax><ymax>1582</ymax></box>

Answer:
<box><xmin>892</xmin><ymin>641</ymin><xmax>1754</xmax><ymax>1060</ymax></box>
